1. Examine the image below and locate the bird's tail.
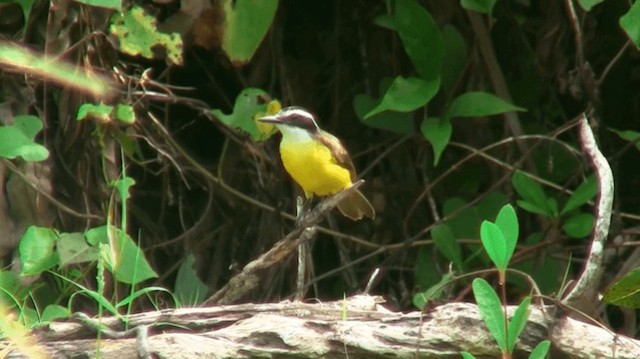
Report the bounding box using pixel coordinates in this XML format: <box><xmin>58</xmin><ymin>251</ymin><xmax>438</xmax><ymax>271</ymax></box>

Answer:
<box><xmin>337</xmin><ymin>189</ymin><xmax>375</xmax><ymax>220</ymax></box>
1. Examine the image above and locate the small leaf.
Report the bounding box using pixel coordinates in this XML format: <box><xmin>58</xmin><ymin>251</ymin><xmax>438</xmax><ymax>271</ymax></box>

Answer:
<box><xmin>211</xmin><ymin>88</ymin><xmax>273</xmax><ymax>141</ymax></box>
<box><xmin>72</xmin><ymin>0</ymin><xmax>121</xmax><ymax>10</ymax></box>
<box><xmin>530</xmin><ymin>340</ymin><xmax>551</xmax><ymax>359</ymax></box>
<box><xmin>420</xmin><ymin>116</ymin><xmax>452</xmax><ymax>165</ymax></box>
<box><xmin>495</xmin><ymin>204</ymin><xmax>518</xmax><ymax>264</ymax></box>
<box><xmin>461</xmin><ymin>0</ymin><xmax>497</xmax><ymax>15</ymax></box>
<box><xmin>19</xmin><ymin>226</ymin><xmax>59</xmax><ymax>276</ymax></box>
<box><xmin>0</xmin><ymin>115</ymin><xmax>49</xmax><ymax>162</ymax></box>
<box><xmin>472</xmin><ymin>278</ymin><xmax>506</xmax><ymax>350</ymax></box>
<box><xmin>516</xmin><ymin>200</ymin><xmax>551</xmax><ymax>217</ymax></box>
<box><xmin>507</xmin><ymin>296</ymin><xmax>531</xmax><ymax>352</ymax></box>
<box><xmin>354</xmin><ymin>94</ymin><xmax>414</xmax><ymax>134</ymax></box>
<box><xmin>41</xmin><ymin>305</ymin><xmax>70</xmax><ymax>323</ymax></box>
<box><xmin>175</xmin><ymin>254</ymin><xmax>209</xmax><ymax>307</ymax></box>
<box><xmin>394</xmin><ymin>0</ymin><xmax>443</xmax><ymax>81</ymax></box>
<box><xmin>562</xmin><ymin>213</ymin><xmax>594</xmax><ymax>239</ymax></box>
<box><xmin>431</xmin><ymin>224</ymin><xmax>463</xmax><ymax>271</ymax></box>
<box><xmin>115</xmin><ymin>104</ymin><xmax>136</xmax><ymax>124</ymax></box>
<box><xmin>412</xmin><ymin>272</ymin><xmax>454</xmax><ymax>309</ymax></box>
<box><xmin>365</xmin><ymin>76</ymin><xmax>440</xmax><ymax>118</ymax></box>
<box><xmin>609</xmin><ymin>128</ymin><xmax>640</xmax><ymax>151</ymax></box>
<box><xmin>77</xmin><ymin>103</ymin><xmax>113</xmax><ymax>122</ymax></box>
<box><xmin>620</xmin><ymin>1</ymin><xmax>640</xmax><ymax>48</ymax></box>
<box><xmin>460</xmin><ymin>352</ymin><xmax>476</xmax><ymax>359</ymax></box>
<box><xmin>603</xmin><ymin>266</ymin><xmax>640</xmax><ymax>308</ymax></box>
<box><xmin>561</xmin><ymin>175</ymin><xmax>597</xmax><ymax>215</ymax></box>
<box><xmin>109</xmin><ymin>6</ymin><xmax>183</xmax><ymax>65</ymax></box>
<box><xmin>447</xmin><ymin>92</ymin><xmax>525</xmax><ymax>118</ymax></box>
<box><xmin>480</xmin><ymin>221</ymin><xmax>508</xmax><ymax>271</ymax></box>
<box><xmin>512</xmin><ymin>171</ymin><xmax>553</xmax><ymax>218</ymax></box>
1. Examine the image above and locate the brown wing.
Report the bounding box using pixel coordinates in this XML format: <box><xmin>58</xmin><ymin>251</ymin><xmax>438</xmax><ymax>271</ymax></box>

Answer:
<box><xmin>315</xmin><ymin>130</ymin><xmax>357</xmax><ymax>181</ymax></box>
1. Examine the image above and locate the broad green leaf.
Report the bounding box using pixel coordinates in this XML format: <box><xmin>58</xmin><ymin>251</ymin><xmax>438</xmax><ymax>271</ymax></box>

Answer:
<box><xmin>0</xmin><ymin>115</ymin><xmax>49</xmax><ymax>162</ymax></box>
<box><xmin>609</xmin><ymin>128</ymin><xmax>640</xmax><ymax>151</ymax></box>
<box><xmin>561</xmin><ymin>175</ymin><xmax>597</xmax><ymax>215</ymax></box>
<box><xmin>480</xmin><ymin>221</ymin><xmax>508</xmax><ymax>270</ymax></box>
<box><xmin>562</xmin><ymin>213</ymin><xmax>594</xmax><ymax>239</ymax></box>
<box><xmin>447</xmin><ymin>92</ymin><xmax>525</xmax><ymax>118</ymax></box>
<box><xmin>516</xmin><ymin>200</ymin><xmax>550</xmax><ymax>217</ymax></box>
<box><xmin>354</xmin><ymin>94</ymin><xmax>414</xmax><ymax>134</ymax></box>
<box><xmin>40</xmin><ymin>305</ymin><xmax>70</xmax><ymax>322</ymax></box>
<box><xmin>109</xmin><ymin>6</ymin><xmax>183</xmax><ymax>65</ymax></box>
<box><xmin>507</xmin><ymin>296</ymin><xmax>531</xmax><ymax>352</ymax></box>
<box><xmin>530</xmin><ymin>340</ymin><xmax>551</xmax><ymax>359</ymax></box>
<box><xmin>365</xmin><ymin>76</ymin><xmax>440</xmax><ymax>118</ymax></box>
<box><xmin>431</xmin><ymin>223</ymin><xmax>463</xmax><ymax>271</ymax></box>
<box><xmin>441</xmin><ymin>25</ymin><xmax>468</xmax><ymax>94</ymax></box>
<box><xmin>212</xmin><ymin>88</ymin><xmax>274</xmax><ymax>141</ymax></box>
<box><xmin>115</xmin><ymin>104</ymin><xmax>136</xmax><ymax>124</ymax></box>
<box><xmin>461</xmin><ymin>0</ymin><xmax>497</xmax><ymax>15</ymax></box>
<box><xmin>420</xmin><ymin>116</ymin><xmax>452</xmax><ymax>165</ymax></box>
<box><xmin>19</xmin><ymin>226</ymin><xmax>59</xmax><ymax>276</ymax></box>
<box><xmin>512</xmin><ymin>171</ymin><xmax>553</xmax><ymax>218</ymax></box>
<box><xmin>220</xmin><ymin>0</ymin><xmax>278</xmax><ymax>65</ymax></box>
<box><xmin>0</xmin><ymin>271</ymin><xmax>21</xmax><ymax>305</ymax></box>
<box><xmin>603</xmin><ymin>266</ymin><xmax>640</xmax><ymax>308</ymax></box>
<box><xmin>460</xmin><ymin>353</ymin><xmax>476</xmax><ymax>359</ymax></box>
<box><xmin>494</xmin><ymin>204</ymin><xmax>518</xmax><ymax>264</ymax></box>
<box><xmin>394</xmin><ymin>0</ymin><xmax>443</xmax><ymax>81</ymax></box>
<box><xmin>472</xmin><ymin>278</ymin><xmax>506</xmax><ymax>350</ymax></box>
<box><xmin>620</xmin><ymin>1</ymin><xmax>640</xmax><ymax>48</ymax></box>
<box><xmin>84</xmin><ymin>225</ymin><xmax>157</xmax><ymax>284</ymax></box>
<box><xmin>57</xmin><ymin>232</ymin><xmax>99</xmax><ymax>266</ymax></box>
<box><xmin>175</xmin><ymin>254</ymin><xmax>209</xmax><ymax>307</ymax></box>
<box><xmin>578</xmin><ymin>0</ymin><xmax>604</xmax><ymax>11</ymax></box>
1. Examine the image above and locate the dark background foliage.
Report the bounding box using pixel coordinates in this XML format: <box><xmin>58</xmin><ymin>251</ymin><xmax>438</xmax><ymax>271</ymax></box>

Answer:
<box><xmin>1</xmin><ymin>0</ymin><xmax>640</xmax><ymax>335</ymax></box>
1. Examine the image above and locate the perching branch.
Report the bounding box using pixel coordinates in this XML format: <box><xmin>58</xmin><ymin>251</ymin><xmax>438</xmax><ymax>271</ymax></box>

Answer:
<box><xmin>562</xmin><ymin>114</ymin><xmax>614</xmax><ymax>306</ymax></box>
<box><xmin>202</xmin><ymin>180</ymin><xmax>366</xmax><ymax>305</ymax></box>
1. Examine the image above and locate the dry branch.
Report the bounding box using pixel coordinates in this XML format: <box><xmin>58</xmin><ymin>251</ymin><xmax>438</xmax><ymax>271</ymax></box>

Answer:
<box><xmin>6</xmin><ymin>295</ymin><xmax>638</xmax><ymax>359</ymax></box>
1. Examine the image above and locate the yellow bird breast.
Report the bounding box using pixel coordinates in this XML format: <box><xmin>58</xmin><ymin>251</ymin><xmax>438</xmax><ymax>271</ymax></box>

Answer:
<box><xmin>279</xmin><ymin>138</ymin><xmax>353</xmax><ymax>198</ymax></box>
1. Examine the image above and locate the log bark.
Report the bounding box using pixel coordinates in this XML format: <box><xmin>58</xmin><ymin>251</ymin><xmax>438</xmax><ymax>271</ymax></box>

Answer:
<box><xmin>5</xmin><ymin>295</ymin><xmax>639</xmax><ymax>358</ymax></box>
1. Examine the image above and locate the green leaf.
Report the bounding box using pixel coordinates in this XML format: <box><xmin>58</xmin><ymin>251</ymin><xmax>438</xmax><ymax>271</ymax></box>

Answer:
<box><xmin>84</xmin><ymin>225</ymin><xmax>157</xmax><ymax>284</ymax></box>
<box><xmin>420</xmin><ymin>117</ymin><xmax>452</xmax><ymax>165</ymax></box>
<box><xmin>562</xmin><ymin>213</ymin><xmax>594</xmax><ymax>239</ymax></box>
<box><xmin>460</xmin><ymin>353</ymin><xmax>476</xmax><ymax>359</ymax></box>
<box><xmin>175</xmin><ymin>254</ymin><xmax>209</xmax><ymax>307</ymax></box>
<box><xmin>441</xmin><ymin>25</ymin><xmax>468</xmax><ymax>94</ymax></box>
<box><xmin>577</xmin><ymin>0</ymin><xmax>604</xmax><ymax>11</ymax></box>
<box><xmin>472</xmin><ymin>278</ymin><xmax>506</xmax><ymax>350</ymax></box>
<box><xmin>480</xmin><ymin>221</ymin><xmax>508</xmax><ymax>271</ymax></box>
<box><xmin>372</xmin><ymin>14</ymin><xmax>397</xmax><ymax>31</ymax></box>
<box><xmin>77</xmin><ymin>103</ymin><xmax>113</xmax><ymax>122</ymax></box>
<box><xmin>603</xmin><ymin>266</ymin><xmax>640</xmax><ymax>308</ymax></box>
<box><xmin>365</xmin><ymin>76</ymin><xmax>440</xmax><ymax>118</ymax></box>
<box><xmin>109</xmin><ymin>6</ymin><xmax>183</xmax><ymax>65</ymax></box>
<box><xmin>57</xmin><ymin>232</ymin><xmax>100</xmax><ymax>266</ymax></box>
<box><xmin>561</xmin><ymin>175</ymin><xmax>597</xmax><ymax>215</ymax></box>
<box><xmin>507</xmin><ymin>296</ymin><xmax>531</xmax><ymax>352</ymax></box>
<box><xmin>115</xmin><ymin>104</ymin><xmax>136</xmax><ymax>124</ymax></box>
<box><xmin>512</xmin><ymin>171</ymin><xmax>554</xmax><ymax>218</ymax></box>
<box><xmin>212</xmin><ymin>88</ymin><xmax>274</xmax><ymax>141</ymax></box>
<box><xmin>447</xmin><ymin>92</ymin><xmax>526</xmax><ymax>118</ymax></box>
<box><xmin>461</xmin><ymin>0</ymin><xmax>497</xmax><ymax>15</ymax></box>
<box><xmin>353</xmin><ymin>94</ymin><xmax>414</xmax><ymax>134</ymax></box>
<box><xmin>414</xmin><ymin>247</ymin><xmax>440</xmax><ymax>289</ymax></box>
<box><xmin>495</xmin><ymin>204</ymin><xmax>518</xmax><ymax>264</ymax></box>
<box><xmin>0</xmin><ymin>115</ymin><xmax>49</xmax><ymax>162</ymax></box>
<box><xmin>40</xmin><ymin>305</ymin><xmax>70</xmax><ymax>323</ymax></box>
<box><xmin>220</xmin><ymin>0</ymin><xmax>278</xmax><ymax>65</ymax></box>
<box><xmin>431</xmin><ymin>224</ymin><xmax>463</xmax><ymax>271</ymax></box>
<box><xmin>620</xmin><ymin>1</ymin><xmax>640</xmax><ymax>48</ymax></box>
<box><xmin>529</xmin><ymin>340</ymin><xmax>551</xmax><ymax>359</ymax></box>
<box><xmin>394</xmin><ymin>0</ymin><xmax>443</xmax><ymax>81</ymax></box>
<box><xmin>609</xmin><ymin>128</ymin><xmax>640</xmax><ymax>151</ymax></box>
<box><xmin>412</xmin><ymin>272</ymin><xmax>454</xmax><ymax>309</ymax></box>
<box><xmin>111</xmin><ymin>176</ymin><xmax>136</xmax><ymax>202</ymax></box>
<box><xmin>19</xmin><ymin>226</ymin><xmax>60</xmax><ymax>276</ymax></box>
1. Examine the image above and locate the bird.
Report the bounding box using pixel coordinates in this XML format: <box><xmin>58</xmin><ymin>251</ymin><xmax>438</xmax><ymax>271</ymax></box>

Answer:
<box><xmin>259</xmin><ymin>106</ymin><xmax>375</xmax><ymax>220</ymax></box>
